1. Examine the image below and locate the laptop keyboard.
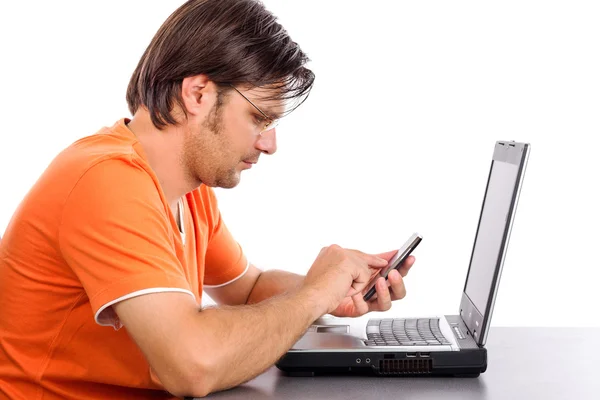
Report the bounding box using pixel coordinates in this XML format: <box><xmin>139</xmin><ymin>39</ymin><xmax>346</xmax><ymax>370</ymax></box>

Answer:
<box><xmin>365</xmin><ymin>318</ymin><xmax>451</xmax><ymax>346</ymax></box>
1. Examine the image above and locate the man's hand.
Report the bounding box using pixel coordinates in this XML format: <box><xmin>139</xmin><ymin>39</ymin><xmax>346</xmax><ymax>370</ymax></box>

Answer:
<box><xmin>301</xmin><ymin>245</ymin><xmax>390</xmax><ymax>315</ymax></box>
<box><xmin>329</xmin><ymin>250</ymin><xmax>416</xmax><ymax>318</ymax></box>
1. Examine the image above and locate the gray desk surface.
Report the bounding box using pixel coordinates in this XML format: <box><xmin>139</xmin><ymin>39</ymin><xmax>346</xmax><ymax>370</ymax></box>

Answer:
<box><xmin>200</xmin><ymin>327</ymin><xmax>600</xmax><ymax>400</ymax></box>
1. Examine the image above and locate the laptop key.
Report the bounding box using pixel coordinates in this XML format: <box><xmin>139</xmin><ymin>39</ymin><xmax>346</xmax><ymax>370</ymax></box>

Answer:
<box><xmin>406</xmin><ymin>318</ymin><xmax>418</xmax><ymax>324</ymax></box>
<box><xmin>366</xmin><ymin>318</ymin><xmax>451</xmax><ymax>346</ymax></box>
<box><xmin>392</xmin><ymin>319</ymin><xmax>406</xmax><ymax>328</ymax></box>
<box><xmin>366</xmin><ymin>326</ymin><xmax>380</xmax><ymax>334</ymax></box>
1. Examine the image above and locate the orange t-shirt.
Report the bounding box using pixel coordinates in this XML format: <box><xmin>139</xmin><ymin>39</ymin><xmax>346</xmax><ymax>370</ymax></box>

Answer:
<box><xmin>0</xmin><ymin>119</ymin><xmax>248</xmax><ymax>399</ymax></box>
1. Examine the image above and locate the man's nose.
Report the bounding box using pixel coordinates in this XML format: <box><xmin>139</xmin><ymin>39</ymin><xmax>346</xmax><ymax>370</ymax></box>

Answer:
<box><xmin>256</xmin><ymin>128</ymin><xmax>277</xmax><ymax>155</ymax></box>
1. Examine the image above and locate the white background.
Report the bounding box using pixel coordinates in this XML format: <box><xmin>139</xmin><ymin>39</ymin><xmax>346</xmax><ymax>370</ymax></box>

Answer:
<box><xmin>0</xmin><ymin>1</ymin><xmax>598</xmax><ymax>326</ymax></box>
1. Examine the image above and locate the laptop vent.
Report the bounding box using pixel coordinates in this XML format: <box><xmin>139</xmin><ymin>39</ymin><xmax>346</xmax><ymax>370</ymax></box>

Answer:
<box><xmin>377</xmin><ymin>359</ymin><xmax>433</xmax><ymax>375</ymax></box>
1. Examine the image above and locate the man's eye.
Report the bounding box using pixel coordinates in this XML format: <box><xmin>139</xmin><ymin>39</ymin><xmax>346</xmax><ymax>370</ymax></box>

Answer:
<box><xmin>254</xmin><ymin>114</ymin><xmax>266</xmax><ymax>124</ymax></box>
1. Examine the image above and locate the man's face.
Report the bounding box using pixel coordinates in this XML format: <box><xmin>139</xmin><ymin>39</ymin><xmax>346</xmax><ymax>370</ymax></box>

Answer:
<box><xmin>182</xmin><ymin>86</ymin><xmax>284</xmax><ymax>188</ymax></box>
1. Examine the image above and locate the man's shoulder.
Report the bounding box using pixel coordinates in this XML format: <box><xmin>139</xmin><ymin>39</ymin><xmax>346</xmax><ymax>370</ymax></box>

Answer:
<box><xmin>59</xmin><ymin>119</ymin><xmax>145</xmax><ymax>173</ymax></box>
<box><xmin>8</xmin><ymin>120</ymin><xmax>161</xmax><ymax>250</ymax></box>
<box><xmin>35</xmin><ymin>120</ymin><xmax>158</xmax><ymax>206</ymax></box>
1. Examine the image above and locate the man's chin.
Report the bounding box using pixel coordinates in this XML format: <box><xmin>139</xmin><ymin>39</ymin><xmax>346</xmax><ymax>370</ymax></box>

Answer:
<box><xmin>214</xmin><ymin>172</ymin><xmax>241</xmax><ymax>189</ymax></box>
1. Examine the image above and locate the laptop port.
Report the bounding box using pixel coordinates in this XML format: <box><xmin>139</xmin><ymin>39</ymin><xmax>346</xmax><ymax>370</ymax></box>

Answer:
<box><xmin>406</xmin><ymin>352</ymin><xmax>417</xmax><ymax>358</ymax></box>
<box><xmin>420</xmin><ymin>352</ymin><xmax>431</xmax><ymax>357</ymax></box>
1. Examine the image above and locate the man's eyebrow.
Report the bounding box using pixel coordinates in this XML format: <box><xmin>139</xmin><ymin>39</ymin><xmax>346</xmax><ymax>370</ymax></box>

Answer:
<box><xmin>264</xmin><ymin>108</ymin><xmax>283</xmax><ymax>120</ymax></box>
<box><xmin>246</xmin><ymin>102</ymin><xmax>280</xmax><ymax>120</ymax></box>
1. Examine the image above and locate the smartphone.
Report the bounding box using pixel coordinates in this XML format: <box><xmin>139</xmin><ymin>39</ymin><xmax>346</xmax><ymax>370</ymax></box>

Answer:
<box><xmin>363</xmin><ymin>232</ymin><xmax>423</xmax><ymax>301</ymax></box>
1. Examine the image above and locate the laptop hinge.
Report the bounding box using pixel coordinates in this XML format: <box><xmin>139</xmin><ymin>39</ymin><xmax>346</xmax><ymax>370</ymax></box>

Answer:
<box><xmin>459</xmin><ymin>293</ymin><xmax>486</xmax><ymax>346</ymax></box>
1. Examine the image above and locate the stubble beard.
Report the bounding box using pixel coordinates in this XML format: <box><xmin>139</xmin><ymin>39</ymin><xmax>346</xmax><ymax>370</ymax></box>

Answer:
<box><xmin>183</xmin><ymin>99</ymin><xmax>241</xmax><ymax>189</ymax></box>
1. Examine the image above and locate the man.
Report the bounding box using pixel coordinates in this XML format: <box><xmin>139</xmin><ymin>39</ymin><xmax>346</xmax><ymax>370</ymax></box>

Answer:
<box><xmin>0</xmin><ymin>0</ymin><xmax>415</xmax><ymax>398</ymax></box>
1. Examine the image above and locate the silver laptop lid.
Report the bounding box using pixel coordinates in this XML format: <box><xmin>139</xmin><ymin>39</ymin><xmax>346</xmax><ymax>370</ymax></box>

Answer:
<box><xmin>459</xmin><ymin>141</ymin><xmax>530</xmax><ymax>346</ymax></box>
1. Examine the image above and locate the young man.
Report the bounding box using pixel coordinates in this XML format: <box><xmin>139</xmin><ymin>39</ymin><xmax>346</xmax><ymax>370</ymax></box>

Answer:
<box><xmin>0</xmin><ymin>0</ymin><xmax>415</xmax><ymax>398</ymax></box>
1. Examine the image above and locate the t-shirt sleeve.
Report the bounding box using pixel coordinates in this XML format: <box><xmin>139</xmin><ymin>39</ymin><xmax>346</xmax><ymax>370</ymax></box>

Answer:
<box><xmin>202</xmin><ymin>190</ymin><xmax>248</xmax><ymax>287</ymax></box>
<box><xmin>59</xmin><ymin>158</ymin><xmax>195</xmax><ymax>328</ymax></box>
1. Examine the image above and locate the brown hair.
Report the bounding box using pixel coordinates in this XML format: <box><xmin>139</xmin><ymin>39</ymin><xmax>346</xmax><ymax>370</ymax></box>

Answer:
<box><xmin>126</xmin><ymin>0</ymin><xmax>315</xmax><ymax>129</ymax></box>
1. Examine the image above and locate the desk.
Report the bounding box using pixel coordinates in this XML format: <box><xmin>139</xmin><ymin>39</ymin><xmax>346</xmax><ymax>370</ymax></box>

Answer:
<box><xmin>199</xmin><ymin>328</ymin><xmax>600</xmax><ymax>399</ymax></box>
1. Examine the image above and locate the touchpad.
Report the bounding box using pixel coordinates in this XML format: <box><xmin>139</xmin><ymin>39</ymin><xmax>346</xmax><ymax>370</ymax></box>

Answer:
<box><xmin>316</xmin><ymin>325</ymin><xmax>349</xmax><ymax>333</ymax></box>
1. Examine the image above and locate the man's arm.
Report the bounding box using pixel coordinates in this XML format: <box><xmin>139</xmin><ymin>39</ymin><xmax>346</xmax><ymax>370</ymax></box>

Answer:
<box><xmin>114</xmin><ymin>288</ymin><xmax>323</xmax><ymax>398</ymax></box>
<box><xmin>113</xmin><ymin>245</ymin><xmax>388</xmax><ymax>398</ymax></box>
<box><xmin>245</xmin><ymin>269</ymin><xmax>304</xmax><ymax>304</ymax></box>
<box><xmin>206</xmin><ymin>253</ymin><xmax>416</xmax><ymax>318</ymax></box>
<box><xmin>204</xmin><ymin>264</ymin><xmax>304</xmax><ymax>306</ymax></box>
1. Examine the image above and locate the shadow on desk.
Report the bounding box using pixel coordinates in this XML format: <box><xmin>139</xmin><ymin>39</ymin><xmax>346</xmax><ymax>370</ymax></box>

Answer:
<box><xmin>196</xmin><ymin>328</ymin><xmax>600</xmax><ymax>399</ymax></box>
<box><xmin>202</xmin><ymin>367</ymin><xmax>487</xmax><ymax>400</ymax></box>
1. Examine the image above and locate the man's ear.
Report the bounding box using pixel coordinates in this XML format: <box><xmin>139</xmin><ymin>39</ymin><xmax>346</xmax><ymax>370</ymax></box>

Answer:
<box><xmin>181</xmin><ymin>74</ymin><xmax>214</xmax><ymax>117</ymax></box>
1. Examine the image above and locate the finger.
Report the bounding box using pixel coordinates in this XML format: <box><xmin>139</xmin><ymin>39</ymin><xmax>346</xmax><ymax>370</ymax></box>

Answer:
<box><xmin>397</xmin><ymin>255</ymin><xmax>416</xmax><ymax>277</ymax></box>
<box><xmin>349</xmin><ymin>259</ymin><xmax>376</xmax><ymax>294</ymax></box>
<box><xmin>387</xmin><ymin>269</ymin><xmax>407</xmax><ymax>300</ymax></box>
<box><xmin>373</xmin><ymin>249</ymin><xmax>399</xmax><ymax>262</ymax></box>
<box><xmin>351</xmin><ymin>292</ymin><xmax>370</xmax><ymax>316</ymax></box>
<box><xmin>346</xmin><ymin>286</ymin><xmax>359</xmax><ymax>297</ymax></box>
<box><xmin>347</xmin><ymin>249</ymin><xmax>388</xmax><ymax>267</ymax></box>
<box><xmin>372</xmin><ymin>278</ymin><xmax>392</xmax><ymax>311</ymax></box>
<box><xmin>346</xmin><ymin>252</ymin><xmax>386</xmax><ymax>294</ymax></box>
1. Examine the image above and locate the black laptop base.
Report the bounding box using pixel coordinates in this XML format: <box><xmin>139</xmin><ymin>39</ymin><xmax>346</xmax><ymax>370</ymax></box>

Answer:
<box><xmin>277</xmin><ymin>348</ymin><xmax>487</xmax><ymax>377</ymax></box>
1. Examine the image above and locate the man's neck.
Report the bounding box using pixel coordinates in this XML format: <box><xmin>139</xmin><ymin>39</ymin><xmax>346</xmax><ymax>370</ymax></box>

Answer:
<box><xmin>126</xmin><ymin>111</ymin><xmax>194</xmax><ymax>208</ymax></box>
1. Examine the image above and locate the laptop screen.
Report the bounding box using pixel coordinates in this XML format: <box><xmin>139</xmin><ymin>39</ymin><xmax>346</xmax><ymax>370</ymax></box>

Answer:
<box><xmin>464</xmin><ymin>160</ymin><xmax>520</xmax><ymax>316</ymax></box>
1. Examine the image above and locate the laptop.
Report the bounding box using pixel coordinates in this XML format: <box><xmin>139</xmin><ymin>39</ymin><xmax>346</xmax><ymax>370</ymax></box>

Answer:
<box><xmin>276</xmin><ymin>140</ymin><xmax>530</xmax><ymax>377</ymax></box>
